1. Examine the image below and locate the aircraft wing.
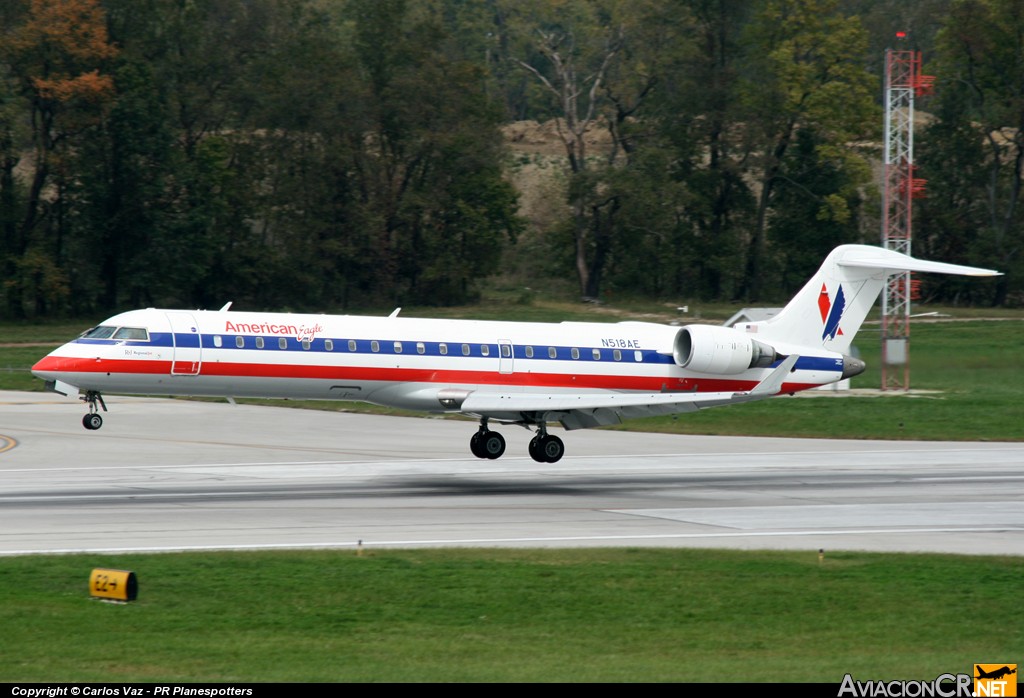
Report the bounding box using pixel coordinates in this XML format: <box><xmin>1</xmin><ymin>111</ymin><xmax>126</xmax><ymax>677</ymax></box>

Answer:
<box><xmin>460</xmin><ymin>355</ymin><xmax>800</xmax><ymax>430</ymax></box>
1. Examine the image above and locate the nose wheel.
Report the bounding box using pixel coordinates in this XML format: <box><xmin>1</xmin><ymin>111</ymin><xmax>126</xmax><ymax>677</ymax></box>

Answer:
<box><xmin>80</xmin><ymin>390</ymin><xmax>107</xmax><ymax>430</ymax></box>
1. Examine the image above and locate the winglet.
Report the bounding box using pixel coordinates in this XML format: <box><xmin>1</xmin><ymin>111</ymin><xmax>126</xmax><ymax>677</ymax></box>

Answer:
<box><xmin>747</xmin><ymin>354</ymin><xmax>799</xmax><ymax>397</ymax></box>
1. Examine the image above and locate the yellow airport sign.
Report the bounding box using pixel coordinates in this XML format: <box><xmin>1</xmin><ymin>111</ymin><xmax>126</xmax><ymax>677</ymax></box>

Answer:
<box><xmin>89</xmin><ymin>568</ymin><xmax>138</xmax><ymax>602</ymax></box>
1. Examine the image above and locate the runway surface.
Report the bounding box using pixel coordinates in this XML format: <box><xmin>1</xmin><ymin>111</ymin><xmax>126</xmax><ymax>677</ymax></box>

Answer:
<box><xmin>1</xmin><ymin>390</ymin><xmax>1022</xmax><ymax>556</ymax></box>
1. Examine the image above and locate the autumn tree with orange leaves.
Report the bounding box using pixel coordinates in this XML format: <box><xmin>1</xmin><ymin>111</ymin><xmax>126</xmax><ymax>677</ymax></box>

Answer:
<box><xmin>1</xmin><ymin>0</ymin><xmax>117</xmax><ymax>317</ymax></box>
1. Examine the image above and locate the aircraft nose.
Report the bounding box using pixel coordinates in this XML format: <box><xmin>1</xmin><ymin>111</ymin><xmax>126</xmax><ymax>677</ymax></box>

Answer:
<box><xmin>31</xmin><ymin>353</ymin><xmax>64</xmax><ymax>380</ymax></box>
<box><xmin>31</xmin><ymin>344</ymin><xmax>84</xmax><ymax>379</ymax></box>
<box><xmin>841</xmin><ymin>355</ymin><xmax>866</xmax><ymax>379</ymax></box>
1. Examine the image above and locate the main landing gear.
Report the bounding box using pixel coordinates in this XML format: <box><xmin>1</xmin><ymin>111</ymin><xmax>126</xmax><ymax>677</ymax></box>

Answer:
<box><xmin>81</xmin><ymin>390</ymin><xmax>107</xmax><ymax>430</ymax></box>
<box><xmin>470</xmin><ymin>419</ymin><xmax>506</xmax><ymax>459</ymax></box>
<box><xmin>528</xmin><ymin>427</ymin><xmax>564</xmax><ymax>464</ymax></box>
<box><xmin>469</xmin><ymin>418</ymin><xmax>565</xmax><ymax>463</ymax></box>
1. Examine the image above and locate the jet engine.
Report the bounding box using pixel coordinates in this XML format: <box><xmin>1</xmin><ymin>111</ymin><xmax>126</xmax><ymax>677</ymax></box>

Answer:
<box><xmin>673</xmin><ymin>325</ymin><xmax>779</xmax><ymax>374</ymax></box>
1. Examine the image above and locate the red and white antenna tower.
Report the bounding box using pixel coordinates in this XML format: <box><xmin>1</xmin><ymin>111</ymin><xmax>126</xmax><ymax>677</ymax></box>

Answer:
<box><xmin>880</xmin><ymin>35</ymin><xmax>933</xmax><ymax>390</ymax></box>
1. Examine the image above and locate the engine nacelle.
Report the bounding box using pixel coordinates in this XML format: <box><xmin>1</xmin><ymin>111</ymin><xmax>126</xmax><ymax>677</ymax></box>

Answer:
<box><xmin>673</xmin><ymin>325</ymin><xmax>779</xmax><ymax>374</ymax></box>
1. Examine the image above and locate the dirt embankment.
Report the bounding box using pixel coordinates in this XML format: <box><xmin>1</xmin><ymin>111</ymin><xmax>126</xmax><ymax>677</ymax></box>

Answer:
<box><xmin>501</xmin><ymin>120</ymin><xmax>617</xmax><ymax>232</ymax></box>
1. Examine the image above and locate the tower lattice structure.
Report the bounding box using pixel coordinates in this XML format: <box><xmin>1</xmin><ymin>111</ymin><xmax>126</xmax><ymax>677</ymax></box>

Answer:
<box><xmin>881</xmin><ymin>44</ymin><xmax>932</xmax><ymax>390</ymax></box>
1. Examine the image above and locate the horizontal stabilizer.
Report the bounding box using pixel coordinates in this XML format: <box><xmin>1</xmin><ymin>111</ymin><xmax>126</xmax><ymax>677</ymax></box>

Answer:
<box><xmin>837</xmin><ymin>247</ymin><xmax>1001</xmax><ymax>277</ymax></box>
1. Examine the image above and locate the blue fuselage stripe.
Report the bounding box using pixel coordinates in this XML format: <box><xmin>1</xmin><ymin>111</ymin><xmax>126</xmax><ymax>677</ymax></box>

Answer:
<box><xmin>74</xmin><ymin>334</ymin><xmax>844</xmax><ymax>372</ymax></box>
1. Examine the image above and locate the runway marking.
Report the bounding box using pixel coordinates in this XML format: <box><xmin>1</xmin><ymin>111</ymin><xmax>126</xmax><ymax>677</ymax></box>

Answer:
<box><xmin>917</xmin><ymin>475</ymin><xmax>1024</xmax><ymax>482</ymax></box>
<box><xmin>0</xmin><ymin>434</ymin><xmax>17</xmax><ymax>454</ymax></box>
<box><xmin>3</xmin><ymin>526</ymin><xmax>1023</xmax><ymax>556</ymax></box>
<box><xmin>2</xmin><ymin>444</ymin><xmax>1022</xmax><ymax>474</ymax></box>
<box><xmin>0</xmin><ymin>458</ymin><xmax>476</xmax><ymax>473</ymax></box>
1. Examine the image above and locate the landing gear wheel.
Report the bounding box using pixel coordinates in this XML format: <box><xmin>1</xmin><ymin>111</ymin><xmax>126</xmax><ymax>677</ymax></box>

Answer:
<box><xmin>528</xmin><ymin>435</ymin><xmax>542</xmax><ymax>462</ymax></box>
<box><xmin>470</xmin><ymin>432</ymin><xmax>486</xmax><ymax>458</ymax></box>
<box><xmin>530</xmin><ymin>434</ymin><xmax>564</xmax><ymax>463</ymax></box>
<box><xmin>470</xmin><ymin>430</ymin><xmax>505</xmax><ymax>459</ymax></box>
<box><xmin>80</xmin><ymin>390</ymin><xmax>107</xmax><ymax>430</ymax></box>
<box><xmin>480</xmin><ymin>431</ymin><xmax>505</xmax><ymax>459</ymax></box>
<box><xmin>541</xmin><ymin>434</ymin><xmax>564</xmax><ymax>463</ymax></box>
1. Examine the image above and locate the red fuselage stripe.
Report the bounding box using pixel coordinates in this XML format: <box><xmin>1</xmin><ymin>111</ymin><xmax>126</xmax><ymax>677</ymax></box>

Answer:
<box><xmin>33</xmin><ymin>355</ymin><xmax>816</xmax><ymax>393</ymax></box>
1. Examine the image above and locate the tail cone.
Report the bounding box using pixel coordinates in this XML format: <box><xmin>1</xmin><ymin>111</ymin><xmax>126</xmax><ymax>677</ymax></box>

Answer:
<box><xmin>841</xmin><ymin>355</ymin><xmax>866</xmax><ymax>379</ymax></box>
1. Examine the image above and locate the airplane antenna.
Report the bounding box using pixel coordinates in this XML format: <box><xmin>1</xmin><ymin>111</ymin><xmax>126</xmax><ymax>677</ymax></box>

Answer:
<box><xmin>388</xmin><ymin>308</ymin><xmax>401</xmax><ymax>318</ymax></box>
<box><xmin>881</xmin><ymin>34</ymin><xmax>932</xmax><ymax>391</ymax></box>
<box><xmin>219</xmin><ymin>302</ymin><xmax>233</xmax><ymax>312</ymax></box>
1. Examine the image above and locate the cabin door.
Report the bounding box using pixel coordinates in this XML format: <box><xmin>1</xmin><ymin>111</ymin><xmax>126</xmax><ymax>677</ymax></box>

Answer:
<box><xmin>498</xmin><ymin>339</ymin><xmax>514</xmax><ymax>374</ymax></box>
<box><xmin>166</xmin><ymin>312</ymin><xmax>203</xmax><ymax>376</ymax></box>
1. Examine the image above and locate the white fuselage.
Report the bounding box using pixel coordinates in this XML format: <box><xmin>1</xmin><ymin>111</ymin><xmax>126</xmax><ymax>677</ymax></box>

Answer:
<box><xmin>32</xmin><ymin>307</ymin><xmax>843</xmax><ymax>416</ymax></box>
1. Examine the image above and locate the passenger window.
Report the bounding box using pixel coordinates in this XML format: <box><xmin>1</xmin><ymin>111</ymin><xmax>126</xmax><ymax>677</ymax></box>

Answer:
<box><xmin>256</xmin><ymin>337</ymin><xmax>265</xmax><ymax>349</ymax></box>
<box><xmin>302</xmin><ymin>339</ymin><xmax>311</xmax><ymax>350</ymax></box>
<box><xmin>348</xmin><ymin>340</ymin><xmax>357</xmax><ymax>351</ymax></box>
<box><xmin>416</xmin><ymin>342</ymin><xmax>425</xmax><ymax>355</ymax></box>
<box><xmin>440</xmin><ymin>343</ymin><xmax>448</xmax><ymax>356</ymax></box>
<box><xmin>325</xmin><ymin>339</ymin><xmax>334</xmax><ymax>351</ymax></box>
<box><xmin>592</xmin><ymin>348</ymin><xmax>601</xmax><ymax>360</ymax></box>
<box><xmin>613</xmin><ymin>349</ymin><xmax>622</xmax><ymax>361</ymax></box>
<box><xmin>500</xmin><ymin>344</ymin><xmax>511</xmax><ymax>358</ymax></box>
<box><xmin>548</xmin><ymin>347</ymin><xmax>557</xmax><ymax>359</ymax></box>
<box><xmin>481</xmin><ymin>345</ymin><xmax>490</xmax><ymax>357</ymax></box>
<box><xmin>571</xmin><ymin>348</ymin><xmax>580</xmax><ymax>360</ymax></box>
<box><xmin>371</xmin><ymin>341</ymin><xmax>380</xmax><ymax>353</ymax></box>
<box><xmin>525</xmin><ymin>346</ymin><xmax>534</xmax><ymax>358</ymax></box>
<box><xmin>462</xmin><ymin>344</ymin><xmax>470</xmax><ymax>356</ymax></box>
<box><xmin>235</xmin><ymin>336</ymin><xmax>244</xmax><ymax>348</ymax></box>
<box><xmin>213</xmin><ymin>336</ymin><xmax>223</xmax><ymax>348</ymax></box>
<box><xmin>394</xmin><ymin>341</ymin><xmax>403</xmax><ymax>353</ymax></box>
<box><xmin>634</xmin><ymin>350</ymin><xmax>642</xmax><ymax>362</ymax></box>
<box><xmin>278</xmin><ymin>337</ymin><xmax>287</xmax><ymax>350</ymax></box>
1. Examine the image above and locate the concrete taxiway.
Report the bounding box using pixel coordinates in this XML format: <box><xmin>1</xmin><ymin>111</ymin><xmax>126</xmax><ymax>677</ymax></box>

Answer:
<box><xmin>1</xmin><ymin>390</ymin><xmax>1022</xmax><ymax>556</ymax></box>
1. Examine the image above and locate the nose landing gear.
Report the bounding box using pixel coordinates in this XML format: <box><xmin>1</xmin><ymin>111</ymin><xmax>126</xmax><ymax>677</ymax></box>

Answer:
<box><xmin>81</xmin><ymin>391</ymin><xmax>107</xmax><ymax>430</ymax></box>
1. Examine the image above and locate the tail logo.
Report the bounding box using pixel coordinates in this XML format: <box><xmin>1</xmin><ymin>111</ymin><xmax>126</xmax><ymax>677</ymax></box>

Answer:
<box><xmin>818</xmin><ymin>283</ymin><xmax>846</xmax><ymax>342</ymax></box>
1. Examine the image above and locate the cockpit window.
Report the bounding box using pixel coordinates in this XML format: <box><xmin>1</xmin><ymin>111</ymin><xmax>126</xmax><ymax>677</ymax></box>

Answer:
<box><xmin>112</xmin><ymin>327</ymin><xmax>150</xmax><ymax>341</ymax></box>
<box><xmin>80</xmin><ymin>326</ymin><xmax>117</xmax><ymax>339</ymax></box>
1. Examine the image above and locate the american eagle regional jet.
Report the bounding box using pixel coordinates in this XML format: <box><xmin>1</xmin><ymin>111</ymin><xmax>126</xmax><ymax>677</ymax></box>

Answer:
<box><xmin>32</xmin><ymin>245</ymin><xmax>998</xmax><ymax>463</ymax></box>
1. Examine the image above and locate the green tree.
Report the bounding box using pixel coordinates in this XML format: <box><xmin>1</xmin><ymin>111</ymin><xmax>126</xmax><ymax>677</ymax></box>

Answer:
<box><xmin>336</xmin><ymin>0</ymin><xmax>521</xmax><ymax>305</ymax></box>
<box><xmin>645</xmin><ymin>0</ymin><xmax>755</xmax><ymax>300</ymax></box>
<box><xmin>769</xmin><ymin>127</ymin><xmax>868</xmax><ymax>293</ymax></box>
<box><xmin>241</xmin><ymin>0</ymin><xmax>521</xmax><ymax>309</ymax></box>
<box><xmin>506</xmin><ymin>0</ymin><xmax>687</xmax><ymax>300</ymax></box>
<box><xmin>924</xmin><ymin>0</ymin><xmax>1024</xmax><ymax>304</ymax></box>
<box><xmin>738</xmin><ymin>0</ymin><xmax>876</xmax><ymax>300</ymax></box>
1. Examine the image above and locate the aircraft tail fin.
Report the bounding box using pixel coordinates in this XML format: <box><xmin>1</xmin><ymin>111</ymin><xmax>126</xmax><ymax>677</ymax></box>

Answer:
<box><xmin>742</xmin><ymin>245</ymin><xmax>1000</xmax><ymax>353</ymax></box>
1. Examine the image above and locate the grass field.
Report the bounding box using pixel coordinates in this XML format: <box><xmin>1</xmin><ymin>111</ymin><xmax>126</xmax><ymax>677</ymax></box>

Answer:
<box><xmin>1</xmin><ymin>548</ymin><xmax>1020</xmax><ymax>682</ymax></box>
